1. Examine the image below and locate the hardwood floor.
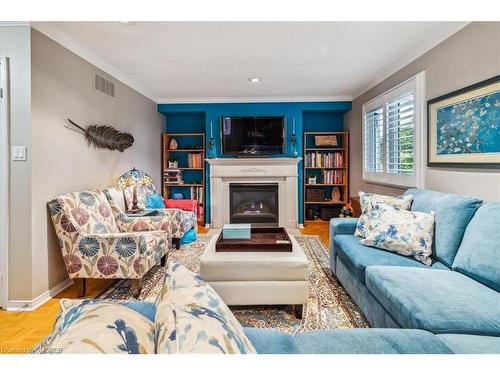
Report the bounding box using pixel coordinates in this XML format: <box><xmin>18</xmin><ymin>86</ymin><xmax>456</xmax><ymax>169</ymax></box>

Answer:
<box><xmin>300</xmin><ymin>220</ymin><xmax>330</xmax><ymax>246</ymax></box>
<box><xmin>0</xmin><ymin>223</ymin><xmax>325</xmax><ymax>353</ymax></box>
<box><xmin>0</xmin><ymin>278</ymin><xmax>114</xmax><ymax>353</ymax></box>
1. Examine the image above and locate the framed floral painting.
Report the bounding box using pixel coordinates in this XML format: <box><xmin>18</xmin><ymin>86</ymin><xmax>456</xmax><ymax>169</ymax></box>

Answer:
<box><xmin>428</xmin><ymin>75</ymin><xmax>500</xmax><ymax>168</ymax></box>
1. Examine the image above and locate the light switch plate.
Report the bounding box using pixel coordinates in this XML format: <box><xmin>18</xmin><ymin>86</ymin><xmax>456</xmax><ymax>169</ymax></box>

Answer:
<box><xmin>12</xmin><ymin>146</ymin><xmax>27</xmax><ymax>161</ymax></box>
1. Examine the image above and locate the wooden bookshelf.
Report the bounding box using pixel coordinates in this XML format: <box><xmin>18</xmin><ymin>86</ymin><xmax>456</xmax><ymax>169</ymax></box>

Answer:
<box><xmin>162</xmin><ymin>133</ymin><xmax>206</xmax><ymax>226</ymax></box>
<box><xmin>303</xmin><ymin>131</ymin><xmax>349</xmax><ymax>224</ymax></box>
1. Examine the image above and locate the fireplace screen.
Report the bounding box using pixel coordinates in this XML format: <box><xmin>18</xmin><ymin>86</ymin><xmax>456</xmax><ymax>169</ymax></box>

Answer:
<box><xmin>229</xmin><ymin>183</ymin><xmax>279</xmax><ymax>225</ymax></box>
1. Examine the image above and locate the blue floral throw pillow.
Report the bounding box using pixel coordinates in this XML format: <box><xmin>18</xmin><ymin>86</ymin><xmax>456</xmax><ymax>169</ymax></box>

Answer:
<box><xmin>359</xmin><ymin>203</ymin><xmax>435</xmax><ymax>266</ymax></box>
<box><xmin>355</xmin><ymin>191</ymin><xmax>413</xmax><ymax>238</ymax></box>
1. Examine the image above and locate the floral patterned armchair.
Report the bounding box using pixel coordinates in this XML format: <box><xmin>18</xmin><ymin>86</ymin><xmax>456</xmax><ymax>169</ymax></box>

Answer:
<box><xmin>105</xmin><ymin>187</ymin><xmax>197</xmax><ymax>249</ymax></box>
<box><xmin>48</xmin><ymin>190</ymin><xmax>172</xmax><ymax>297</ymax></box>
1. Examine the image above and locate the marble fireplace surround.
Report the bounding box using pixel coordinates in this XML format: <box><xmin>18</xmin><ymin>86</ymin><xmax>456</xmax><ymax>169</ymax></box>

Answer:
<box><xmin>207</xmin><ymin>158</ymin><xmax>302</xmax><ymax>229</ymax></box>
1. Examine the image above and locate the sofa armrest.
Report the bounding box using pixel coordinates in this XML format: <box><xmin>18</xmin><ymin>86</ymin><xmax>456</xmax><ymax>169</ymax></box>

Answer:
<box><xmin>329</xmin><ymin>218</ymin><xmax>358</xmax><ymax>273</ymax></box>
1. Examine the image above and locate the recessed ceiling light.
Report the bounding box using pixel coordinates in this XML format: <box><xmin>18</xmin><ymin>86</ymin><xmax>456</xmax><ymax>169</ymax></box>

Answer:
<box><xmin>248</xmin><ymin>77</ymin><xmax>261</xmax><ymax>83</ymax></box>
<box><xmin>119</xmin><ymin>21</ymin><xmax>136</xmax><ymax>25</ymax></box>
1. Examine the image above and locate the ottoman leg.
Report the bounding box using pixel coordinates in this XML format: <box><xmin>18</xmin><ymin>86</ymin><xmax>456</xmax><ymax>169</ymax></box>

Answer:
<box><xmin>293</xmin><ymin>304</ymin><xmax>303</xmax><ymax>319</ymax></box>
<box><xmin>173</xmin><ymin>238</ymin><xmax>181</xmax><ymax>250</ymax></box>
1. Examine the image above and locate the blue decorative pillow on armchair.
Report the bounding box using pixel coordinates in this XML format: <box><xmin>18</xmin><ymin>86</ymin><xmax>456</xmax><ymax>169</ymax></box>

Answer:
<box><xmin>146</xmin><ymin>192</ymin><xmax>166</xmax><ymax>209</ymax></box>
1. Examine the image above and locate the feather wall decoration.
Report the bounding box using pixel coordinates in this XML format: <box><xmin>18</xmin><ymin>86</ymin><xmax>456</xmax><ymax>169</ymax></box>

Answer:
<box><xmin>66</xmin><ymin>119</ymin><xmax>134</xmax><ymax>152</ymax></box>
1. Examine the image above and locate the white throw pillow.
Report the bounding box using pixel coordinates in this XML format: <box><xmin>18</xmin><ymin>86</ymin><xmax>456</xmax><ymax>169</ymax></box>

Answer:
<box><xmin>355</xmin><ymin>191</ymin><xmax>413</xmax><ymax>238</ymax></box>
<box><xmin>359</xmin><ymin>203</ymin><xmax>435</xmax><ymax>266</ymax></box>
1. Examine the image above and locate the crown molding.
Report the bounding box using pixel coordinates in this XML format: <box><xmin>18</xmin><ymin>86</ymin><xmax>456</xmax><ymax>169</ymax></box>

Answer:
<box><xmin>352</xmin><ymin>22</ymin><xmax>470</xmax><ymax>100</ymax></box>
<box><xmin>31</xmin><ymin>22</ymin><xmax>158</xmax><ymax>103</ymax></box>
<box><xmin>157</xmin><ymin>95</ymin><xmax>353</xmax><ymax>104</ymax></box>
<box><xmin>0</xmin><ymin>21</ymin><xmax>30</xmax><ymax>27</ymax></box>
<box><xmin>30</xmin><ymin>21</ymin><xmax>469</xmax><ymax>106</ymax></box>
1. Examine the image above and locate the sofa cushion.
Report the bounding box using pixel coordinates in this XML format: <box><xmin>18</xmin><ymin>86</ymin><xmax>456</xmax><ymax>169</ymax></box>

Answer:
<box><xmin>366</xmin><ymin>266</ymin><xmax>500</xmax><ymax>336</ymax></box>
<box><xmin>334</xmin><ymin>235</ymin><xmax>448</xmax><ymax>284</ymax></box>
<box><xmin>404</xmin><ymin>188</ymin><xmax>482</xmax><ymax>267</ymax></box>
<box><xmin>244</xmin><ymin>327</ymin><xmax>453</xmax><ymax>354</ymax></box>
<box><xmin>359</xmin><ymin>203</ymin><xmax>435</xmax><ymax>266</ymax></box>
<box><xmin>436</xmin><ymin>334</ymin><xmax>500</xmax><ymax>354</ymax></box>
<box><xmin>156</xmin><ymin>261</ymin><xmax>256</xmax><ymax>354</ymax></box>
<box><xmin>452</xmin><ymin>203</ymin><xmax>500</xmax><ymax>292</ymax></box>
<box><xmin>47</xmin><ymin>299</ymin><xmax>156</xmax><ymax>354</ymax></box>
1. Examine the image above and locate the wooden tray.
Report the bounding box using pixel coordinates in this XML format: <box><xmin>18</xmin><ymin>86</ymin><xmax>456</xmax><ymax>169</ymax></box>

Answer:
<box><xmin>215</xmin><ymin>227</ymin><xmax>293</xmax><ymax>252</ymax></box>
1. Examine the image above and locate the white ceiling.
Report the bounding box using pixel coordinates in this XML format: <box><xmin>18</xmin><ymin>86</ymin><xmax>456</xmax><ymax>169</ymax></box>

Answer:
<box><xmin>32</xmin><ymin>21</ymin><xmax>468</xmax><ymax>103</ymax></box>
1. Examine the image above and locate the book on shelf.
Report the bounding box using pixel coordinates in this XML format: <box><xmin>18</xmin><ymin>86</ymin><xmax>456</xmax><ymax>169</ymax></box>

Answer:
<box><xmin>305</xmin><ymin>151</ymin><xmax>344</xmax><ymax>168</ymax></box>
<box><xmin>188</xmin><ymin>153</ymin><xmax>203</xmax><ymax>168</ymax></box>
<box><xmin>321</xmin><ymin>169</ymin><xmax>344</xmax><ymax>184</ymax></box>
<box><xmin>190</xmin><ymin>186</ymin><xmax>204</xmax><ymax>218</ymax></box>
<box><xmin>190</xmin><ymin>186</ymin><xmax>204</xmax><ymax>203</ymax></box>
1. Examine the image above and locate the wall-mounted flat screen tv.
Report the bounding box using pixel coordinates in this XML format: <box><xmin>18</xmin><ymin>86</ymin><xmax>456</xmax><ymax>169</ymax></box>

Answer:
<box><xmin>221</xmin><ymin>116</ymin><xmax>285</xmax><ymax>156</ymax></box>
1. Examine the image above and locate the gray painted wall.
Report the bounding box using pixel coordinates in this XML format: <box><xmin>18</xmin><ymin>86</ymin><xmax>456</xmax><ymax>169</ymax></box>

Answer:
<box><xmin>3</xmin><ymin>28</ymin><xmax>164</xmax><ymax>301</ymax></box>
<box><xmin>345</xmin><ymin>22</ymin><xmax>500</xmax><ymax>201</ymax></box>
<box><xmin>29</xmin><ymin>29</ymin><xmax>165</xmax><ymax>299</ymax></box>
<box><xmin>0</xmin><ymin>25</ymin><xmax>33</xmax><ymax>300</ymax></box>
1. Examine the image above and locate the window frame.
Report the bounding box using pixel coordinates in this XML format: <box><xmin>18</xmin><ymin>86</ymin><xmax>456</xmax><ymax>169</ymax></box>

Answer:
<box><xmin>362</xmin><ymin>71</ymin><xmax>426</xmax><ymax>188</ymax></box>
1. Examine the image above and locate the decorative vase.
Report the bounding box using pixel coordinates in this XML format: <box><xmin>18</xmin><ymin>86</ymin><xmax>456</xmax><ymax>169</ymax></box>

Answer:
<box><xmin>331</xmin><ymin>187</ymin><xmax>340</xmax><ymax>202</ymax></box>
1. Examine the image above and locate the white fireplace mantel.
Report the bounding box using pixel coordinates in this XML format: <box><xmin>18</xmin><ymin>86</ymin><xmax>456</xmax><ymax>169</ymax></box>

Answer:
<box><xmin>207</xmin><ymin>158</ymin><xmax>302</xmax><ymax>229</ymax></box>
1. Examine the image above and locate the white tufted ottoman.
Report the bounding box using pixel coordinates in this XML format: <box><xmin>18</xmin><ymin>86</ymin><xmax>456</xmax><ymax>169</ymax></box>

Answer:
<box><xmin>199</xmin><ymin>229</ymin><xmax>310</xmax><ymax>318</ymax></box>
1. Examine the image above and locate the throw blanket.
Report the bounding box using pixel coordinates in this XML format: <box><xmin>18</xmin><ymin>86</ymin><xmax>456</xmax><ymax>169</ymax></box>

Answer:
<box><xmin>164</xmin><ymin>199</ymin><xmax>201</xmax><ymax>220</ymax></box>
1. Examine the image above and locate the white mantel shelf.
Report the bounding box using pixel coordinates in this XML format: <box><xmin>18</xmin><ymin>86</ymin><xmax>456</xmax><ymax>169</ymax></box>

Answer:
<box><xmin>206</xmin><ymin>158</ymin><xmax>302</xmax><ymax>166</ymax></box>
<box><xmin>207</xmin><ymin>157</ymin><xmax>301</xmax><ymax>229</ymax></box>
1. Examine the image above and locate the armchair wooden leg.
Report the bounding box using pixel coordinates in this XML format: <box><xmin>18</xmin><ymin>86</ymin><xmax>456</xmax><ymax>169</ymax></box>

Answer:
<box><xmin>130</xmin><ymin>279</ymin><xmax>143</xmax><ymax>298</ymax></box>
<box><xmin>75</xmin><ymin>278</ymin><xmax>87</xmax><ymax>298</ymax></box>
<box><xmin>173</xmin><ymin>238</ymin><xmax>181</xmax><ymax>250</ymax></box>
<box><xmin>160</xmin><ymin>253</ymin><xmax>167</xmax><ymax>267</ymax></box>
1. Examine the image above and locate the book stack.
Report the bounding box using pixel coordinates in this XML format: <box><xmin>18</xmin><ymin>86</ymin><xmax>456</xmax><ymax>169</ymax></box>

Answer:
<box><xmin>305</xmin><ymin>152</ymin><xmax>344</xmax><ymax>168</ymax></box>
<box><xmin>322</xmin><ymin>169</ymin><xmax>344</xmax><ymax>184</ymax></box>
<box><xmin>188</xmin><ymin>153</ymin><xmax>203</xmax><ymax>168</ymax></box>
<box><xmin>164</xmin><ymin>169</ymin><xmax>182</xmax><ymax>184</ymax></box>
<box><xmin>190</xmin><ymin>186</ymin><xmax>203</xmax><ymax>203</ymax></box>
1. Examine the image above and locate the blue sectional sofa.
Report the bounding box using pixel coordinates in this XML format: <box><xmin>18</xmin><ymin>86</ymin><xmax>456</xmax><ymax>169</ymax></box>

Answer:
<box><xmin>244</xmin><ymin>327</ymin><xmax>500</xmax><ymax>354</ymax></box>
<box><xmin>330</xmin><ymin>188</ymin><xmax>500</xmax><ymax>344</ymax></box>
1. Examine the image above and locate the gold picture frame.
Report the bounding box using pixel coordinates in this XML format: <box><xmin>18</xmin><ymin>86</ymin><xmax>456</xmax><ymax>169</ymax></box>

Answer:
<box><xmin>427</xmin><ymin>75</ymin><xmax>500</xmax><ymax>168</ymax></box>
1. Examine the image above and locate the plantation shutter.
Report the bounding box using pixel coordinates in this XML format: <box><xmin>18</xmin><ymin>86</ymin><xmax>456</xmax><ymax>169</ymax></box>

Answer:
<box><xmin>385</xmin><ymin>93</ymin><xmax>414</xmax><ymax>175</ymax></box>
<box><xmin>363</xmin><ymin>108</ymin><xmax>384</xmax><ymax>173</ymax></box>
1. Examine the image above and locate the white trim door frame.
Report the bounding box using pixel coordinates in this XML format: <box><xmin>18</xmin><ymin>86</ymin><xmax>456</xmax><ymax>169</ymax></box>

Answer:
<box><xmin>0</xmin><ymin>57</ymin><xmax>10</xmax><ymax>309</ymax></box>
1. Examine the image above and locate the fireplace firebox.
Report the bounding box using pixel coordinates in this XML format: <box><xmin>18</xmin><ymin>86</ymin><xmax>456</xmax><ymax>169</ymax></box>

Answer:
<box><xmin>229</xmin><ymin>183</ymin><xmax>279</xmax><ymax>225</ymax></box>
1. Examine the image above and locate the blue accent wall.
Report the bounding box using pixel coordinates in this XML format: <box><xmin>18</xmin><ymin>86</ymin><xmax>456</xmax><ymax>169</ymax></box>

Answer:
<box><xmin>158</xmin><ymin>101</ymin><xmax>351</xmax><ymax>224</ymax></box>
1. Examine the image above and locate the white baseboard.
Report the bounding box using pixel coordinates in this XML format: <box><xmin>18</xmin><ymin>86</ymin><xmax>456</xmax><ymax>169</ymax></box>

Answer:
<box><xmin>5</xmin><ymin>278</ymin><xmax>73</xmax><ymax>312</ymax></box>
<box><xmin>298</xmin><ymin>224</ymin><xmax>304</xmax><ymax>229</ymax></box>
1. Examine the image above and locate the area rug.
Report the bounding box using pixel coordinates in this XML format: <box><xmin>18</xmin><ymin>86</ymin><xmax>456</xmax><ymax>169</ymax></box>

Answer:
<box><xmin>31</xmin><ymin>233</ymin><xmax>369</xmax><ymax>353</ymax></box>
<box><xmin>96</xmin><ymin>233</ymin><xmax>369</xmax><ymax>333</ymax></box>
